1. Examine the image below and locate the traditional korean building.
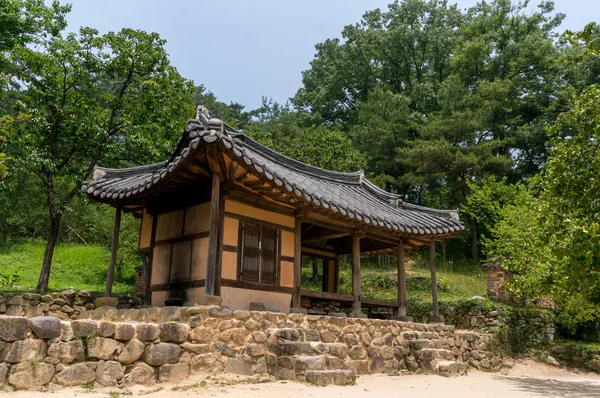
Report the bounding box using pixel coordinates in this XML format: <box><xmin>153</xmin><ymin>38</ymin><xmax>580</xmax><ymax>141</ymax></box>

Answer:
<box><xmin>82</xmin><ymin>109</ymin><xmax>464</xmax><ymax>321</ymax></box>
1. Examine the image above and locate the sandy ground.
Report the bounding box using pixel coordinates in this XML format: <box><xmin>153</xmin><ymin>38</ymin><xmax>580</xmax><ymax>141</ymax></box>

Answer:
<box><xmin>2</xmin><ymin>360</ymin><xmax>600</xmax><ymax>398</ymax></box>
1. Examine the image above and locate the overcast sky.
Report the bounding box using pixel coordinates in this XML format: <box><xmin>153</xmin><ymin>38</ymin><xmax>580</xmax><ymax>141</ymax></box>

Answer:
<box><xmin>57</xmin><ymin>0</ymin><xmax>598</xmax><ymax>111</ymax></box>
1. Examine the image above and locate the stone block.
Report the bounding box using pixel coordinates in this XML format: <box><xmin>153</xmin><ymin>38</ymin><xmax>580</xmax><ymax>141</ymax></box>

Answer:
<box><xmin>116</xmin><ymin>339</ymin><xmax>145</xmax><ymax>364</ymax></box>
<box><xmin>29</xmin><ymin>316</ymin><xmax>62</xmax><ymax>340</ymax></box>
<box><xmin>95</xmin><ymin>360</ymin><xmax>124</xmax><ymax>387</ymax></box>
<box><xmin>1</xmin><ymin>339</ymin><xmax>46</xmax><ymax>363</ymax></box>
<box><xmin>142</xmin><ymin>342</ymin><xmax>180</xmax><ymax>366</ymax></box>
<box><xmin>197</xmin><ymin>295</ymin><xmax>222</xmax><ymax>306</ymax></box>
<box><xmin>181</xmin><ymin>342</ymin><xmax>210</xmax><ymax>354</ymax></box>
<box><xmin>8</xmin><ymin>362</ymin><xmax>54</xmax><ymax>390</ymax></box>
<box><xmin>0</xmin><ymin>316</ymin><xmax>29</xmax><ymax>341</ymax></box>
<box><xmin>190</xmin><ymin>353</ymin><xmax>226</xmax><ymax>374</ymax></box>
<box><xmin>208</xmin><ymin>307</ymin><xmax>233</xmax><ymax>318</ymax></box>
<box><xmin>94</xmin><ymin>296</ymin><xmax>119</xmax><ymax>308</ymax></box>
<box><xmin>71</xmin><ymin>320</ymin><xmax>98</xmax><ymax>338</ymax></box>
<box><xmin>189</xmin><ymin>326</ymin><xmax>219</xmax><ymax>343</ymax></box>
<box><xmin>98</xmin><ymin>321</ymin><xmax>116</xmax><ymax>338</ymax></box>
<box><xmin>114</xmin><ymin>323</ymin><xmax>135</xmax><ymax>341</ymax></box>
<box><xmin>122</xmin><ymin>362</ymin><xmax>156</xmax><ymax>386</ymax></box>
<box><xmin>159</xmin><ymin>322</ymin><xmax>189</xmax><ymax>343</ymax></box>
<box><xmin>295</xmin><ymin>356</ymin><xmax>326</xmax><ymax>374</ymax></box>
<box><xmin>225</xmin><ymin>355</ymin><xmax>253</xmax><ymax>375</ymax></box>
<box><xmin>54</xmin><ymin>363</ymin><xmax>96</xmax><ymax>386</ymax></box>
<box><xmin>0</xmin><ymin>363</ymin><xmax>7</xmax><ymax>387</ymax></box>
<box><xmin>246</xmin><ymin>343</ymin><xmax>266</xmax><ymax>357</ymax></box>
<box><xmin>250</xmin><ymin>302</ymin><xmax>280</xmax><ymax>313</ymax></box>
<box><xmin>87</xmin><ymin>337</ymin><xmax>123</xmax><ymax>360</ymax></box>
<box><xmin>212</xmin><ymin>342</ymin><xmax>237</xmax><ymax>357</ymax></box>
<box><xmin>305</xmin><ymin>370</ymin><xmax>355</xmax><ymax>386</ymax></box>
<box><xmin>47</xmin><ymin>340</ymin><xmax>85</xmax><ymax>364</ymax></box>
<box><xmin>136</xmin><ymin>323</ymin><xmax>161</xmax><ymax>341</ymax></box>
<box><xmin>159</xmin><ymin>363</ymin><xmax>190</xmax><ymax>383</ymax></box>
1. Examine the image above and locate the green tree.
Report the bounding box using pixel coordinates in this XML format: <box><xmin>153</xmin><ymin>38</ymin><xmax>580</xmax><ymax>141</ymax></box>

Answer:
<box><xmin>247</xmin><ymin>99</ymin><xmax>366</xmax><ymax>172</ymax></box>
<box><xmin>3</xmin><ymin>27</ymin><xmax>194</xmax><ymax>292</ymax></box>
<box><xmin>487</xmin><ymin>82</ymin><xmax>600</xmax><ymax>334</ymax></box>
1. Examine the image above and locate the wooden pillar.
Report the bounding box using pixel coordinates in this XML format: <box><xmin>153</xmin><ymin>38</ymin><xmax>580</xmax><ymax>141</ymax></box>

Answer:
<box><xmin>105</xmin><ymin>204</ymin><xmax>122</xmax><ymax>296</ymax></box>
<box><xmin>351</xmin><ymin>231</ymin><xmax>363</xmax><ymax>316</ymax></box>
<box><xmin>322</xmin><ymin>259</ymin><xmax>329</xmax><ymax>293</ymax></box>
<box><xmin>292</xmin><ymin>214</ymin><xmax>302</xmax><ymax>308</ymax></box>
<box><xmin>145</xmin><ymin>214</ymin><xmax>158</xmax><ymax>306</ymax></box>
<box><xmin>214</xmin><ymin>194</ymin><xmax>225</xmax><ymax>296</ymax></box>
<box><xmin>333</xmin><ymin>256</ymin><xmax>340</xmax><ymax>294</ymax></box>
<box><xmin>205</xmin><ymin>173</ymin><xmax>221</xmax><ymax>297</ymax></box>
<box><xmin>430</xmin><ymin>239</ymin><xmax>443</xmax><ymax>322</ymax></box>
<box><xmin>397</xmin><ymin>243</ymin><xmax>406</xmax><ymax>317</ymax></box>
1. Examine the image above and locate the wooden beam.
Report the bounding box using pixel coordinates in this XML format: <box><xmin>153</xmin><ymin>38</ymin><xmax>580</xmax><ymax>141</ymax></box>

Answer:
<box><xmin>333</xmin><ymin>255</ymin><xmax>340</xmax><ymax>293</ymax></box>
<box><xmin>302</xmin><ymin>228</ymin><xmax>351</xmax><ymax>244</ymax></box>
<box><xmin>205</xmin><ymin>173</ymin><xmax>222</xmax><ymax>297</ymax></box>
<box><xmin>397</xmin><ymin>243</ymin><xmax>406</xmax><ymax>317</ymax></box>
<box><xmin>105</xmin><ymin>204</ymin><xmax>122</xmax><ymax>296</ymax></box>
<box><xmin>145</xmin><ymin>214</ymin><xmax>158</xmax><ymax>306</ymax></box>
<box><xmin>236</xmin><ymin>172</ymin><xmax>251</xmax><ymax>183</ymax></box>
<box><xmin>430</xmin><ymin>239</ymin><xmax>441</xmax><ymax>321</ymax></box>
<box><xmin>244</xmin><ymin>179</ymin><xmax>268</xmax><ymax>189</ymax></box>
<box><xmin>352</xmin><ymin>231</ymin><xmax>363</xmax><ymax>316</ymax></box>
<box><xmin>190</xmin><ymin>161</ymin><xmax>211</xmax><ymax>177</ymax></box>
<box><xmin>292</xmin><ymin>213</ymin><xmax>303</xmax><ymax>308</ymax></box>
<box><xmin>228</xmin><ymin>160</ymin><xmax>238</xmax><ymax>181</ymax></box>
<box><xmin>206</xmin><ymin>145</ymin><xmax>221</xmax><ymax>174</ymax></box>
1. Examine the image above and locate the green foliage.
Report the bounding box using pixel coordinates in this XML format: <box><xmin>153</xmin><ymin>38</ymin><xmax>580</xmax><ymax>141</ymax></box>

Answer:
<box><xmin>0</xmin><ymin>267</ymin><xmax>21</xmax><ymax>288</ymax></box>
<box><xmin>246</xmin><ymin>100</ymin><xmax>366</xmax><ymax>172</ymax></box>
<box><xmin>486</xmin><ymin>26</ymin><xmax>600</xmax><ymax>339</ymax></box>
<box><xmin>0</xmin><ymin>242</ymin><xmax>134</xmax><ymax>293</ymax></box>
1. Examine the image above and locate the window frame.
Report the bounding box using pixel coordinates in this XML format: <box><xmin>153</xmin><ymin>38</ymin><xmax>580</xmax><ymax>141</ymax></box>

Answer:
<box><xmin>238</xmin><ymin>220</ymin><xmax>280</xmax><ymax>286</ymax></box>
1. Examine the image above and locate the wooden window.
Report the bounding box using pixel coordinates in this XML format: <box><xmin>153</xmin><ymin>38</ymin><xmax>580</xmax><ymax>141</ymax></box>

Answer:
<box><xmin>240</xmin><ymin>221</ymin><xmax>279</xmax><ymax>285</ymax></box>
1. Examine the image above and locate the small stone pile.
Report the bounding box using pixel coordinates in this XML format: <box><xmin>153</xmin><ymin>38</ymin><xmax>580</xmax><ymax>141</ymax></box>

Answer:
<box><xmin>0</xmin><ymin>305</ymin><xmax>510</xmax><ymax>391</ymax></box>
<box><xmin>0</xmin><ymin>290</ymin><xmax>143</xmax><ymax>320</ymax></box>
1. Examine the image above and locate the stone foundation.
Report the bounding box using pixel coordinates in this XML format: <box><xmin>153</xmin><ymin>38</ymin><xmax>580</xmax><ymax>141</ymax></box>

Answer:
<box><xmin>0</xmin><ymin>290</ymin><xmax>142</xmax><ymax>321</ymax></box>
<box><xmin>0</xmin><ymin>305</ymin><xmax>511</xmax><ymax>391</ymax></box>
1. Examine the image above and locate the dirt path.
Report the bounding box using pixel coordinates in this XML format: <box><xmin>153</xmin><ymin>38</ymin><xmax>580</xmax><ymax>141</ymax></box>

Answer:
<box><xmin>2</xmin><ymin>360</ymin><xmax>600</xmax><ymax>398</ymax></box>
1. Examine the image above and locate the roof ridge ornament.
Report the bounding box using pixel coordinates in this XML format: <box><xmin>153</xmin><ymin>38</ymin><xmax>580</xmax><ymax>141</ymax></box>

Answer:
<box><xmin>359</xmin><ymin>171</ymin><xmax>364</xmax><ymax>186</ymax></box>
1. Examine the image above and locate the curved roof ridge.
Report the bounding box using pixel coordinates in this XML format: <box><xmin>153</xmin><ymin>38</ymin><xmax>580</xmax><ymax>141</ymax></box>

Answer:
<box><xmin>234</xmin><ymin>134</ymin><xmax>364</xmax><ymax>185</ymax></box>
<box><xmin>401</xmin><ymin>202</ymin><xmax>460</xmax><ymax>220</ymax></box>
<box><xmin>93</xmin><ymin>162</ymin><xmax>167</xmax><ymax>179</ymax></box>
<box><xmin>361</xmin><ymin>178</ymin><xmax>402</xmax><ymax>202</ymax></box>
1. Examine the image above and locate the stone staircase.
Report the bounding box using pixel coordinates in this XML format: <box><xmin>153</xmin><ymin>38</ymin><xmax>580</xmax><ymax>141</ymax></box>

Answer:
<box><xmin>266</xmin><ymin>328</ymin><xmax>356</xmax><ymax>385</ymax></box>
<box><xmin>264</xmin><ymin>326</ymin><xmax>470</xmax><ymax>386</ymax></box>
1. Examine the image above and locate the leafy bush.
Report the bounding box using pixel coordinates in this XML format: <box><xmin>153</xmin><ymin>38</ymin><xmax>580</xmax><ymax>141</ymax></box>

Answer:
<box><xmin>0</xmin><ymin>268</ymin><xmax>21</xmax><ymax>288</ymax></box>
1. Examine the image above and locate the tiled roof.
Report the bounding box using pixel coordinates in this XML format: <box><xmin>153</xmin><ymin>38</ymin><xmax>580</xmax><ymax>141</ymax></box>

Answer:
<box><xmin>82</xmin><ymin>118</ymin><xmax>464</xmax><ymax>238</ymax></box>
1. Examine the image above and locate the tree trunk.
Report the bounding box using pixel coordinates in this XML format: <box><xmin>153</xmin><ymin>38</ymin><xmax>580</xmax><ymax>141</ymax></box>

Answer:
<box><xmin>312</xmin><ymin>257</ymin><xmax>319</xmax><ymax>285</ymax></box>
<box><xmin>470</xmin><ymin>216</ymin><xmax>478</xmax><ymax>263</ymax></box>
<box><xmin>36</xmin><ymin>214</ymin><xmax>61</xmax><ymax>293</ymax></box>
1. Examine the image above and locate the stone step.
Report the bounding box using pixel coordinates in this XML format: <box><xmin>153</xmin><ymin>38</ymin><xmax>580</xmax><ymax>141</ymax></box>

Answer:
<box><xmin>437</xmin><ymin>360</ymin><xmax>469</xmax><ymax>377</ymax></box>
<box><xmin>305</xmin><ymin>370</ymin><xmax>356</xmax><ymax>386</ymax></box>
<box><xmin>415</xmin><ymin>348</ymin><xmax>456</xmax><ymax>361</ymax></box>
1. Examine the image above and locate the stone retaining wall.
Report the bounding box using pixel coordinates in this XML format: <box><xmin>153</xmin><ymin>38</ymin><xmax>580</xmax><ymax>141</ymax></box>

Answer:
<box><xmin>0</xmin><ymin>290</ymin><xmax>142</xmax><ymax>320</ymax></box>
<box><xmin>0</xmin><ymin>306</ymin><xmax>510</xmax><ymax>391</ymax></box>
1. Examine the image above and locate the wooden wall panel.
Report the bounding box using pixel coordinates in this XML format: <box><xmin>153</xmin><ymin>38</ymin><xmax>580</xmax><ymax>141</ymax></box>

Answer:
<box><xmin>170</xmin><ymin>241</ymin><xmax>191</xmax><ymax>282</ymax></box>
<box><xmin>225</xmin><ymin>200</ymin><xmax>294</xmax><ymax>228</ymax></box>
<box><xmin>139</xmin><ymin>209</ymin><xmax>153</xmax><ymax>250</ymax></box>
<box><xmin>222</xmin><ymin>251</ymin><xmax>237</xmax><ymax>280</ymax></box>
<box><xmin>184</xmin><ymin>202</ymin><xmax>211</xmax><ymax>236</ymax></box>
<box><xmin>156</xmin><ymin>209</ymin><xmax>184</xmax><ymax>241</ymax></box>
<box><xmin>191</xmin><ymin>237</ymin><xmax>208</xmax><ymax>280</ymax></box>
<box><xmin>151</xmin><ymin>245</ymin><xmax>171</xmax><ymax>285</ymax></box>
<box><xmin>280</xmin><ymin>260</ymin><xmax>294</xmax><ymax>288</ymax></box>
<box><xmin>281</xmin><ymin>230</ymin><xmax>294</xmax><ymax>258</ymax></box>
<box><xmin>223</xmin><ymin>217</ymin><xmax>239</xmax><ymax>246</ymax></box>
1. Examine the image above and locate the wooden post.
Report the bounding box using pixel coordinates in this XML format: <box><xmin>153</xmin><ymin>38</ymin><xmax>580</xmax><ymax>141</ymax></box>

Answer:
<box><xmin>205</xmin><ymin>173</ymin><xmax>221</xmax><ymax>297</ymax></box>
<box><xmin>397</xmin><ymin>243</ymin><xmax>406</xmax><ymax>317</ymax></box>
<box><xmin>292</xmin><ymin>214</ymin><xmax>302</xmax><ymax>308</ymax></box>
<box><xmin>351</xmin><ymin>231</ymin><xmax>363</xmax><ymax>316</ymax></box>
<box><xmin>105</xmin><ymin>204</ymin><xmax>122</xmax><ymax>296</ymax></box>
<box><xmin>333</xmin><ymin>256</ymin><xmax>340</xmax><ymax>294</ymax></box>
<box><xmin>145</xmin><ymin>214</ymin><xmax>158</xmax><ymax>306</ymax></box>
<box><xmin>430</xmin><ymin>239</ymin><xmax>443</xmax><ymax>322</ymax></box>
<box><xmin>214</xmin><ymin>194</ymin><xmax>225</xmax><ymax>296</ymax></box>
<box><xmin>322</xmin><ymin>259</ymin><xmax>329</xmax><ymax>293</ymax></box>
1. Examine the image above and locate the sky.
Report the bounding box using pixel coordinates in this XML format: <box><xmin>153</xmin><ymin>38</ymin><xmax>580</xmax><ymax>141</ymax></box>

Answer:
<box><xmin>56</xmin><ymin>0</ymin><xmax>599</xmax><ymax>111</ymax></box>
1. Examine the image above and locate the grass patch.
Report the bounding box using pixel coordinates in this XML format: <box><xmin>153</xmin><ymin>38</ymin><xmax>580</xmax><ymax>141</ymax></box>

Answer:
<box><xmin>301</xmin><ymin>254</ymin><xmax>485</xmax><ymax>302</ymax></box>
<box><xmin>0</xmin><ymin>242</ymin><xmax>135</xmax><ymax>294</ymax></box>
